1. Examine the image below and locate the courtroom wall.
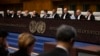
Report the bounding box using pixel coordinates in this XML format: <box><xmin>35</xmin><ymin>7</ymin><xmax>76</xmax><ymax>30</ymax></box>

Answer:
<box><xmin>0</xmin><ymin>0</ymin><xmax>100</xmax><ymax>12</ymax></box>
<box><xmin>0</xmin><ymin>0</ymin><xmax>21</xmax><ymax>4</ymax></box>
<box><xmin>23</xmin><ymin>0</ymin><xmax>53</xmax><ymax>12</ymax></box>
<box><xmin>23</xmin><ymin>0</ymin><xmax>100</xmax><ymax>12</ymax></box>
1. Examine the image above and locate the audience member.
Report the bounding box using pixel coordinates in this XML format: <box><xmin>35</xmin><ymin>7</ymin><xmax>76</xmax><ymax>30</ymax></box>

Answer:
<box><xmin>86</xmin><ymin>10</ymin><xmax>95</xmax><ymax>21</ymax></box>
<box><xmin>10</xmin><ymin>33</ymin><xmax>36</xmax><ymax>56</ymax></box>
<box><xmin>75</xmin><ymin>9</ymin><xmax>86</xmax><ymax>20</ymax></box>
<box><xmin>0</xmin><ymin>30</ymin><xmax>9</xmax><ymax>56</ymax></box>
<box><xmin>38</xmin><ymin>25</ymin><xmax>77</xmax><ymax>56</ymax></box>
<box><xmin>61</xmin><ymin>8</ymin><xmax>71</xmax><ymax>20</ymax></box>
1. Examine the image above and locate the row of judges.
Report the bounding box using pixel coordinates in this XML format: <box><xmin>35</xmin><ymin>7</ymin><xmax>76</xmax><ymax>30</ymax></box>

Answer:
<box><xmin>0</xmin><ymin>8</ymin><xmax>95</xmax><ymax>21</ymax></box>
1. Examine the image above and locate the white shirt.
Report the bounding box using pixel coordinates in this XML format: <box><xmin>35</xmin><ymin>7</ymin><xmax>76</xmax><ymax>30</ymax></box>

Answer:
<box><xmin>63</xmin><ymin>14</ymin><xmax>66</xmax><ymax>19</ymax></box>
<box><xmin>52</xmin><ymin>14</ymin><xmax>56</xmax><ymax>18</ymax></box>
<box><xmin>77</xmin><ymin>14</ymin><xmax>81</xmax><ymax>20</ymax></box>
<box><xmin>87</xmin><ymin>14</ymin><xmax>91</xmax><ymax>20</ymax></box>
<box><xmin>11</xmin><ymin>14</ymin><xmax>14</xmax><ymax>18</ymax></box>
<box><xmin>56</xmin><ymin>45</ymin><xmax>69</xmax><ymax>56</ymax></box>
<box><xmin>70</xmin><ymin>14</ymin><xmax>75</xmax><ymax>20</ymax></box>
<box><xmin>17</xmin><ymin>15</ymin><xmax>21</xmax><ymax>18</ymax></box>
<box><xmin>18</xmin><ymin>15</ymin><xmax>21</xmax><ymax>18</ymax></box>
<box><xmin>56</xmin><ymin>45</ymin><xmax>68</xmax><ymax>53</ymax></box>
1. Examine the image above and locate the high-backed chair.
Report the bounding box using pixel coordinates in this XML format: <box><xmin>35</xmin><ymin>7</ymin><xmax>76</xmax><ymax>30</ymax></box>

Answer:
<box><xmin>68</xmin><ymin>10</ymin><xmax>74</xmax><ymax>15</ymax></box>
<box><xmin>95</xmin><ymin>17</ymin><xmax>100</xmax><ymax>21</ymax></box>
<box><xmin>0</xmin><ymin>11</ymin><xmax>4</xmax><ymax>17</ymax></box>
<box><xmin>93</xmin><ymin>12</ymin><xmax>100</xmax><ymax>17</ymax></box>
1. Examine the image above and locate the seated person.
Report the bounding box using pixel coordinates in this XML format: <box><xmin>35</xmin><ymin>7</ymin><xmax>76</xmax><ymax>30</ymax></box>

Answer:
<box><xmin>42</xmin><ymin>10</ymin><xmax>50</xmax><ymax>18</ymax></box>
<box><xmin>75</xmin><ymin>9</ymin><xmax>86</xmax><ymax>20</ymax></box>
<box><xmin>22</xmin><ymin>10</ymin><xmax>30</xmax><ymax>18</ymax></box>
<box><xmin>0</xmin><ymin>14</ymin><xmax>3</xmax><ymax>18</ymax></box>
<box><xmin>86</xmin><ymin>10</ymin><xmax>95</xmax><ymax>21</ymax></box>
<box><xmin>61</xmin><ymin>8</ymin><xmax>71</xmax><ymax>20</ymax></box>
<box><xmin>16</xmin><ymin>10</ymin><xmax>23</xmax><ymax>18</ymax></box>
<box><xmin>10</xmin><ymin>33</ymin><xmax>36</xmax><ymax>56</ymax></box>
<box><xmin>51</xmin><ymin>9</ymin><xmax>60</xmax><ymax>19</ymax></box>
<box><xmin>0</xmin><ymin>11</ymin><xmax>4</xmax><ymax>18</ymax></box>
<box><xmin>10</xmin><ymin>10</ymin><xmax>16</xmax><ymax>18</ymax></box>
<box><xmin>30</xmin><ymin>10</ymin><xmax>40</xmax><ymax>18</ymax></box>
<box><xmin>0</xmin><ymin>30</ymin><xmax>9</xmax><ymax>56</ymax></box>
<box><xmin>4</xmin><ymin>10</ymin><xmax>11</xmax><ymax>18</ymax></box>
<box><xmin>38</xmin><ymin>25</ymin><xmax>77</xmax><ymax>56</ymax></box>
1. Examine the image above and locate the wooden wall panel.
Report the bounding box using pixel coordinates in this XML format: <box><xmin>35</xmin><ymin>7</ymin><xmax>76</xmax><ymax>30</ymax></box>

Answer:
<box><xmin>23</xmin><ymin>0</ymin><xmax>53</xmax><ymax>13</ymax></box>
<box><xmin>0</xmin><ymin>0</ymin><xmax>21</xmax><ymax>4</ymax></box>
<box><xmin>90</xmin><ymin>5</ymin><xmax>96</xmax><ymax>11</ymax></box>
<box><xmin>0</xmin><ymin>0</ymin><xmax>100</xmax><ymax>12</ymax></box>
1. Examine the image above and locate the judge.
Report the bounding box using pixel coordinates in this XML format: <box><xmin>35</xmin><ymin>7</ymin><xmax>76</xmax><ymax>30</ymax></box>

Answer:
<box><xmin>86</xmin><ymin>10</ymin><xmax>95</xmax><ymax>21</ymax></box>
<box><xmin>42</xmin><ymin>10</ymin><xmax>50</xmax><ymax>18</ymax></box>
<box><xmin>61</xmin><ymin>8</ymin><xmax>71</xmax><ymax>20</ymax></box>
<box><xmin>30</xmin><ymin>10</ymin><xmax>40</xmax><ymax>19</ymax></box>
<box><xmin>10</xmin><ymin>10</ymin><xmax>16</xmax><ymax>18</ymax></box>
<box><xmin>51</xmin><ymin>9</ymin><xmax>60</xmax><ymax>19</ymax></box>
<box><xmin>4</xmin><ymin>10</ymin><xmax>11</xmax><ymax>18</ymax></box>
<box><xmin>75</xmin><ymin>9</ymin><xmax>86</xmax><ymax>20</ymax></box>
<box><xmin>16</xmin><ymin>10</ymin><xmax>23</xmax><ymax>18</ymax></box>
<box><xmin>22</xmin><ymin>10</ymin><xmax>30</xmax><ymax>19</ymax></box>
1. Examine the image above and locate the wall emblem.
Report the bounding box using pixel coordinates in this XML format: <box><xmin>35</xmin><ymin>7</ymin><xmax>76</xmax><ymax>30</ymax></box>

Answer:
<box><xmin>29</xmin><ymin>21</ymin><xmax>37</xmax><ymax>33</ymax></box>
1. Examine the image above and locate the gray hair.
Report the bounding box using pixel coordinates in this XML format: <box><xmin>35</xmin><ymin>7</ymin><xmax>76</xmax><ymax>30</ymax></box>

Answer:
<box><xmin>56</xmin><ymin>24</ymin><xmax>77</xmax><ymax>42</ymax></box>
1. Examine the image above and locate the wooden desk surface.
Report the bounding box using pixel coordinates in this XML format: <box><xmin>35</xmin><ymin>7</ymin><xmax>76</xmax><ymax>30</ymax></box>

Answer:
<box><xmin>77</xmin><ymin>45</ymin><xmax>100</xmax><ymax>52</ymax></box>
<box><xmin>44</xmin><ymin>42</ymin><xmax>100</xmax><ymax>56</ymax></box>
<box><xmin>0</xmin><ymin>18</ymin><xmax>100</xmax><ymax>45</ymax></box>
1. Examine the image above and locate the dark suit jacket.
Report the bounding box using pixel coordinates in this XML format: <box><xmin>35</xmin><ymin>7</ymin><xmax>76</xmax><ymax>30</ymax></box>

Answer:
<box><xmin>0</xmin><ymin>14</ymin><xmax>3</xmax><ymax>18</ymax></box>
<box><xmin>22</xmin><ymin>14</ymin><xmax>31</xmax><ymax>19</ymax></box>
<box><xmin>10</xmin><ymin>14</ymin><xmax>17</xmax><ymax>18</ymax></box>
<box><xmin>38</xmin><ymin>48</ymin><xmax>68</xmax><ymax>56</ymax></box>
<box><xmin>42</xmin><ymin>14</ymin><xmax>50</xmax><ymax>19</ymax></box>
<box><xmin>75</xmin><ymin>15</ymin><xmax>86</xmax><ymax>20</ymax></box>
<box><xmin>15</xmin><ymin>14</ymin><xmax>23</xmax><ymax>19</ymax></box>
<box><xmin>86</xmin><ymin>15</ymin><xmax>95</xmax><ymax>21</ymax></box>
<box><xmin>4</xmin><ymin>13</ymin><xmax>11</xmax><ymax>18</ymax></box>
<box><xmin>52</xmin><ymin>13</ymin><xmax>60</xmax><ymax>19</ymax></box>
<box><xmin>10</xmin><ymin>50</ymin><xmax>30</xmax><ymax>56</ymax></box>
<box><xmin>61</xmin><ymin>13</ymin><xmax>71</xmax><ymax>20</ymax></box>
<box><xmin>31</xmin><ymin>13</ymin><xmax>40</xmax><ymax>19</ymax></box>
<box><xmin>0</xmin><ymin>46</ymin><xmax>9</xmax><ymax>56</ymax></box>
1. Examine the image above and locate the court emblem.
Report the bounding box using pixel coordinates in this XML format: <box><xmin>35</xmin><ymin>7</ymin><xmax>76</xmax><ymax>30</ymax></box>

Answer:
<box><xmin>29</xmin><ymin>20</ymin><xmax>46</xmax><ymax>34</ymax></box>
<box><xmin>29</xmin><ymin>21</ymin><xmax>37</xmax><ymax>33</ymax></box>
<box><xmin>36</xmin><ymin>21</ymin><xmax>46</xmax><ymax>34</ymax></box>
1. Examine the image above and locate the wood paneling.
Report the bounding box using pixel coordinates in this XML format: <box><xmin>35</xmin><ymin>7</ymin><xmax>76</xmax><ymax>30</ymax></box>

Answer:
<box><xmin>0</xmin><ymin>0</ymin><xmax>100</xmax><ymax>12</ymax></box>
<box><xmin>0</xmin><ymin>4</ymin><xmax>23</xmax><ymax>11</ymax></box>
<box><xmin>90</xmin><ymin>5</ymin><xmax>96</xmax><ymax>11</ymax></box>
<box><xmin>0</xmin><ymin>0</ymin><xmax>21</xmax><ymax>4</ymax></box>
<box><xmin>23</xmin><ymin>0</ymin><xmax>53</xmax><ymax>12</ymax></box>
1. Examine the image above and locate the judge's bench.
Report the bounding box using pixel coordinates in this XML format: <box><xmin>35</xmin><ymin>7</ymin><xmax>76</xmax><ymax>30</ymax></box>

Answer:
<box><xmin>0</xmin><ymin>18</ymin><xmax>100</xmax><ymax>56</ymax></box>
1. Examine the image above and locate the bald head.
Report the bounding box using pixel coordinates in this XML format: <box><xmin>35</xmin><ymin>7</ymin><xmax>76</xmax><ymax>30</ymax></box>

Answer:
<box><xmin>64</xmin><ymin>8</ymin><xmax>68</xmax><ymax>13</ymax></box>
<box><xmin>76</xmin><ymin>9</ymin><xmax>81</xmax><ymax>16</ymax></box>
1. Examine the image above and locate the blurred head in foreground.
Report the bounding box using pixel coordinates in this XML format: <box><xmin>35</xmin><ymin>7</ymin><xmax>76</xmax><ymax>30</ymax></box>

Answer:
<box><xmin>56</xmin><ymin>25</ymin><xmax>77</xmax><ymax>49</ymax></box>
<box><xmin>18</xmin><ymin>33</ymin><xmax>36</xmax><ymax>54</ymax></box>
